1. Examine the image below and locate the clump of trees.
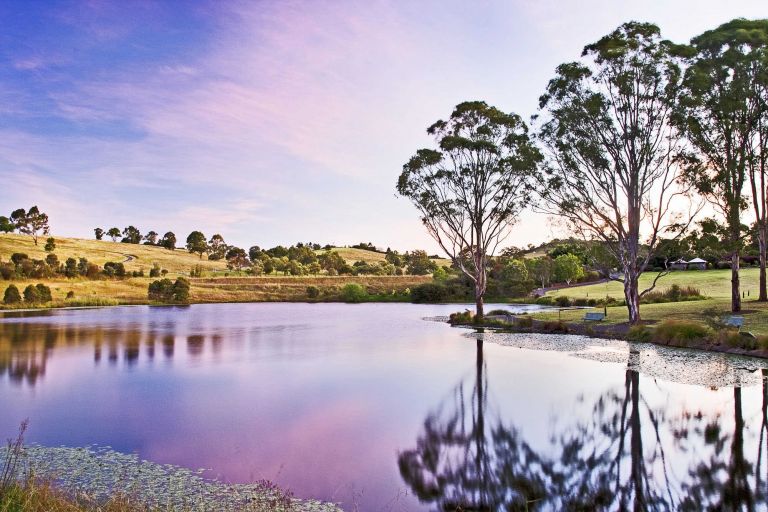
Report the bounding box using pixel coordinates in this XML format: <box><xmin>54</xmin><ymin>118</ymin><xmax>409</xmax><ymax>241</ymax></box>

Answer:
<box><xmin>148</xmin><ymin>277</ymin><xmax>190</xmax><ymax>303</ymax></box>
<box><xmin>3</xmin><ymin>283</ymin><xmax>51</xmax><ymax>305</ymax></box>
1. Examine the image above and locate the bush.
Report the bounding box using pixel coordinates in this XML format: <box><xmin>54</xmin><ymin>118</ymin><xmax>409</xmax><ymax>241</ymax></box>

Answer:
<box><xmin>66</xmin><ymin>291</ymin><xmax>75</xmax><ymax>299</ymax></box>
<box><xmin>641</xmin><ymin>284</ymin><xmax>704</xmax><ymax>304</ymax></box>
<box><xmin>535</xmin><ymin>296</ymin><xmax>555</xmax><ymax>306</ymax></box>
<box><xmin>449</xmin><ymin>310</ymin><xmax>474</xmax><ymax>324</ymax></box>
<box><xmin>554</xmin><ymin>296</ymin><xmax>572</xmax><ymax>307</ymax></box>
<box><xmin>35</xmin><ymin>284</ymin><xmax>52</xmax><ymax>302</ymax></box>
<box><xmin>411</xmin><ymin>283</ymin><xmax>449</xmax><ymax>303</ymax></box>
<box><xmin>542</xmin><ymin>320</ymin><xmax>569</xmax><ymax>333</ymax></box>
<box><xmin>0</xmin><ymin>262</ymin><xmax>13</xmax><ymax>280</ymax></box>
<box><xmin>149</xmin><ymin>264</ymin><xmax>162</xmax><ymax>278</ymax></box>
<box><xmin>572</xmin><ymin>298</ymin><xmax>588</xmax><ymax>307</ymax></box>
<box><xmin>306</xmin><ymin>286</ymin><xmax>320</xmax><ymax>299</ymax></box>
<box><xmin>23</xmin><ymin>284</ymin><xmax>40</xmax><ymax>303</ymax></box>
<box><xmin>103</xmin><ymin>261</ymin><xmax>126</xmax><ymax>278</ymax></box>
<box><xmin>516</xmin><ymin>315</ymin><xmax>533</xmax><ymax>328</ymax></box>
<box><xmin>190</xmin><ymin>265</ymin><xmax>204</xmax><ymax>278</ymax></box>
<box><xmin>652</xmin><ymin>320</ymin><xmax>709</xmax><ymax>346</ymax></box>
<box><xmin>148</xmin><ymin>277</ymin><xmax>190</xmax><ymax>303</ymax></box>
<box><xmin>3</xmin><ymin>284</ymin><xmax>21</xmax><ymax>304</ymax></box>
<box><xmin>627</xmin><ymin>324</ymin><xmax>652</xmax><ymax>342</ymax></box>
<box><xmin>341</xmin><ymin>283</ymin><xmax>367</xmax><ymax>303</ymax></box>
<box><xmin>44</xmin><ymin>237</ymin><xmax>56</xmax><ymax>252</ymax></box>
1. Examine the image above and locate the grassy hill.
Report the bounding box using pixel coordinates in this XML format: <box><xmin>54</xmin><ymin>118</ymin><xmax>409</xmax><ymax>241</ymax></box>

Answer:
<box><xmin>318</xmin><ymin>247</ymin><xmax>451</xmax><ymax>267</ymax></box>
<box><xmin>0</xmin><ymin>234</ymin><xmax>227</xmax><ymax>274</ymax></box>
<box><xmin>0</xmin><ymin>235</ymin><xmax>436</xmax><ymax>308</ymax></box>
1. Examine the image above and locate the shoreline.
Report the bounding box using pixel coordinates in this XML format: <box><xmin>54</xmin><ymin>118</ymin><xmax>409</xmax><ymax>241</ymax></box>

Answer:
<box><xmin>451</xmin><ymin>314</ymin><xmax>768</xmax><ymax>360</ymax></box>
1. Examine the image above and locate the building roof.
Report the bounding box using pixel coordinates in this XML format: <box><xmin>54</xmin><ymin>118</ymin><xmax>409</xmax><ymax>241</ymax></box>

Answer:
<box><xmin>672</xmin><ymin>258</ymin><xmax>688</xmax><ymax>263</ymax></box>
<box><xmin>688</xmin><ymin>257</ymin><xmax>707</xmax><ymax>263</ymax></box>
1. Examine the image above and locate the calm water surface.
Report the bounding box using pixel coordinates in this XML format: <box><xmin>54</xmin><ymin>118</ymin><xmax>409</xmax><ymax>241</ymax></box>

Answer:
<box><xmin>1</xmin><ymin>303</ymin><xmax>768</xmax><ymax>511</ymax></box>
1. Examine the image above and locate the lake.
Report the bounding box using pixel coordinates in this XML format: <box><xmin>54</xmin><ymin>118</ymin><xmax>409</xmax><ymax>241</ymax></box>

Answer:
<box><xmin>1</xmin><ymin>302</ymin><xmax>768</xmax><ymax>511</ymax></box>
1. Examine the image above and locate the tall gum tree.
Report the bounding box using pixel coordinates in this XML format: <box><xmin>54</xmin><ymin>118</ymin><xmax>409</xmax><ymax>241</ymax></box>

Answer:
<box><xmin>397</xmin><ymin>101</ymin><xmax>541</xmax><ymax>321</ymax></box>
<box><xmin>537</xmin><ymin>22</ymin><xmax>697</xmax><ymax>325</ymax></box>
<box><xmin>672</xmin><ymin>19</ymin><xmax>768</xmax><ymax>311</ymax></box>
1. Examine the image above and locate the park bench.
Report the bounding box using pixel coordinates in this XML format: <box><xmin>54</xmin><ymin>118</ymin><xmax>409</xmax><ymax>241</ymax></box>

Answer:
<box><xmin>724</xmin><ymin>316</ymin><xmax>744</xmax><ymax>330</ymax></box>
<box><xmin>584</xmin><ymin>312</ymin><xmax>605</xmax><ymax>322</ymax></box>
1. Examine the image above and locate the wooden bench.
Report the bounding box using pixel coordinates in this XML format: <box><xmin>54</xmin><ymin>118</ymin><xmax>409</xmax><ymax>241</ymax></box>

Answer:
<box><xmin>584</xmin><ymin>312</ymin><xmax>605</xmax><ymax>322</ymax></box>
<box><xmin>724</xmin><ymin>316</ymin><xmax>745</xmax><ymax>329</ymax></box>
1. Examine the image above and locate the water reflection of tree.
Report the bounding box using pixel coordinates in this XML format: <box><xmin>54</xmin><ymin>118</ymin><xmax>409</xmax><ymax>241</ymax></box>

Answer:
<box><xmin>398</xmin><ymin>342</ymin><xmax>766</xmax><ymax>511</ymax></box>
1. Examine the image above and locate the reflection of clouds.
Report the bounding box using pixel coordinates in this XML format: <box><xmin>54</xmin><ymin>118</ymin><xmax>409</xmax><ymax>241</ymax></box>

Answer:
<box><xmin>477</xmin><ymin>331</ymin><xmax>768</xmax><ymax>388</ymax></box>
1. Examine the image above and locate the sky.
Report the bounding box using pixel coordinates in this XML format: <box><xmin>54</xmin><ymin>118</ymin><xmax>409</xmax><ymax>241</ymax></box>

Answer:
<box><xmin>1</xmin><ymin>0</ymin><xmax>766</xmax><ymax>252</ymax></box>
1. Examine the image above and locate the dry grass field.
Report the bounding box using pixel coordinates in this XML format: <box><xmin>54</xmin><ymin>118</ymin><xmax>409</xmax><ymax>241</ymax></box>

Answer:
<box><xmin>0</xmin><ymin>235</ymin><xmax>436</xmax><ymax>308</ymax></box>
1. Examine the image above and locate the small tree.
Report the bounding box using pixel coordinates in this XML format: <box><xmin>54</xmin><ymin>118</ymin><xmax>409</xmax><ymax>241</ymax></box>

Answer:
<box><xmin>525</xmin><ymin>257</ymin><xmax>554</xmax><ymax>289</ymax></box>
<box><xmin>94</xmin><ymin>227</ymin><xmax>104</xmax><ymax>240</ymax></box>
<box><xmin>44</xmin><ymin>237</ymin><xmax>56</xmax><ymax>252</ymax></box>
<box><xmin>186</xmin><ymin>231</ymin><xmax>207</xmax><ymax>259</ymax></box>
<box><xmin>397</xmin><ymin>101</ymin><xmax>541</xmax><ymax>320</ymax></box>
<box><xmin>3</xmin><ymin>284</ymin><xmax>21</xmax><ymax>304</ymax></box>
<box><xmin>143</xmin><ymin>231</ymin><xmax>159</xmax><ymax>245</ymax></box>
<box><xmin>225</xmin><ymin>247</ymin><xmax>249</xmax><ymax>270</ymax></box>
<box><xmin>406</xmin><ymin>250</ymin><xmax>438</xmax><ymax>276</ymax></box>
<box><xmin>160</xmin><ymin>232</ymin><xmax>177</xmax><ymax>250</ymax></box>
<box><xmin>11</xmin><ymin>206</ymin><xmax>50</xmax><ymax>245</ymax></box>
<box><xmin>107</xmin><ymin>227</ymin><xmax>121</xmax><ymax>242</ymax></box>
<box><xmin>35</xmin><ymin>284</ymin><xmax>52</xmax><ymax>302</ymax></box>
<box><xmin>553</xmin><ymin>254</ymin><xmax>584</xmax><ymax>285</ymax></box>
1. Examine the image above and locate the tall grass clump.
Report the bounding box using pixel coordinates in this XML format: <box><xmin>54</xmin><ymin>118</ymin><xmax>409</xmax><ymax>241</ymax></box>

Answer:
<box><xmin>652</xmin><ymin>320</ymin><xmax>710</xmax><ymax>346</ymax></box>
<box><xmin>641</xmin><ymin>284</ymin><xmax>704</xmax><ymax>304</ymax></box>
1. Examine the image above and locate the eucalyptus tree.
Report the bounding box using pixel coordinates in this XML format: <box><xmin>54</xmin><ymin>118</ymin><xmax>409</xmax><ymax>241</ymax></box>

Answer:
<box><xmin>397</xmin><ymin>101</ymin><xmax>541</xmax><ymax>320</ymax></box>
<box><xmin>10</xmin><ymin>206</ymin><xmax>50</xmax><ymax>245</ymax></box>
<box><xmin>537</xmin><ymin>22</ymin><xmax>695</xmax><ymax>324</ymax></box>
<box><xmin>672</xmin><ymin>19</ymin><xmax>768</xmax><ymax>311</ymax></box>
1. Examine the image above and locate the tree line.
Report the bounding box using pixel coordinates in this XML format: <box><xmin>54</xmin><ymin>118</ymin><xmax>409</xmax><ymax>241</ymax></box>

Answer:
<box><xmin>398</xmin><ymin>18</ymin><xmax>768</xmax><ymax>322</ymax></box>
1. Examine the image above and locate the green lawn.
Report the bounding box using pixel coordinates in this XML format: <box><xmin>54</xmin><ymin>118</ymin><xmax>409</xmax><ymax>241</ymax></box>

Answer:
<box><xmin>535</xmin><ymin>267</ymin><xmax>768</xmax><ymax>335</ymax></box>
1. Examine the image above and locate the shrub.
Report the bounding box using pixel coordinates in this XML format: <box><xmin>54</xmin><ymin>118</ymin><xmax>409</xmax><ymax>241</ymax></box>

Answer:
<box><xmin>449</xmin><ymin>310</ymin><xmax>474</xmax><ymax>324</ymax></box>
<box><xmin>23</xmin><ymin>284</ymin><xmax>40</xmax><ymax>303</ymax></box>
<box><xmin>11</xmin><ymin>253</ymin><xmax>28</xmax><ymax>265</ymax></box>
<box><xmin>516</xmin><ymin>315</ymin><xmax>533</xmax><ymax>328</ymax></box>
<box><xmin>44</xmin><ymin>237</ymin><xmax>56</xmax><ymax>252</ymax></box>
<box><xmin>572</xmin><ymin>298</ymin><xmax>588</xmax><ymax>307</ymax></box>
<box><xmin>554</xmin><ymin>296</ymin><xmax>572</xmax><ymax>307</ymax></box>
<box><xmin>103</xmin><ymin>261</ymin><xmax>126</xmax><ymax>278</ymax></box>
<box><xmin>190</xmin><ymin>265</ymin><xmax>204</xmax><ymax>278</ymax></box>
<box><xmin>641</xmin><ymin>285</ymin><xmax>704</xmax><ymax>304</ymax></box>
<box><xmin>652</xmin><ymin>320</ymin><xmax>709</xmax><ymax>346</ymax></box>
<box><xmin>148</xmin><ymin>277</ymin><xmax>190</xmax><ymax>303</ymax></box>
<box><xmin>0</xmin><ymin>262</ymin><xmax>13</xmax><ymax>280</ymax></box>
<box><xmin>535</xmin><ymin>296</ymin><xmax>555</xmax><ymax>306</ymax></box>
<box><xmin>341</xmin><ymin>283</ymin><xmax>367</xmax><ymax>303</ymax></box>
<box><xmin>306</xmin><ymin>286</ymin><xmax>320</xmax><ymax>299</ymax></box>
<box><xmin>35</xmin><ymin>284</ymin><xmax>52</xmax><ymax>302</ymax></box>
<box><xmin>627</xmin><ymin>324</ymin><xmax>652</xmax><ymax>342</ymax></box>
<box><xmin>3</xmin><ymin>284</ymin><xmax>21</xmax><ymax>304</ymax></box>
<box><xmin>66</xmin><ymin>291</ymin><xmax>75</xmax><ymax>299</ymax></box>
<box><xmin>411</xmin><ymin>283</ymin><xmax>449</xmax><ymax>303</ymax></box>
<box><xmin>542</xmin><ymin>320</ymin><xmax>569</xmax><ymax>333</ymax></box>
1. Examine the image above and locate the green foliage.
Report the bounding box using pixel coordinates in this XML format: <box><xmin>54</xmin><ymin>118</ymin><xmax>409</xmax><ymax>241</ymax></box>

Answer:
<box><xmin>3</xmin><ymin>284</ymin><xmax>21</xmax><ymax>304</ymax></box>
<box><xmin>143</xmin><ymin>231</ymin><xmax>159</xmax><ymax>245</ymax></box>
<box><xmin>107</xmin><ymin>227</ymin><xmax>121</xmax><ymax>241</ymax></box>
<box><xmin>148</xmin><ymin>277</ymin><xmax>191</xmax><ymax>303</ymax></box>
<box><xmin>553</xmin><ymin>254</ymin><xmax>584</xmax><ymax>285</ymax></box>
<box><xmin>185</xmin><ymin>231</ymin><xmax>208</xmax><ymax>258</ymax></box>
<box><xmin>432</xmin><ymin>266</ymin><xmax>449</xmax><ymax>281</ymax></box>
<box><xmin>627</xmin><ymin>324</ymin><xmax>653</xmax><ymax>342</ymax></box>
<box><xmin>525</xmin><ymin>257</ymin><xmax>554</xmax><ymax>288</ymax></box>
<box><xmin>406</xmin><ymin>250</ymin><xmax>437</xmax><ymax>275</ymax></box>
<box><xmin>0</xmin><ymin>216</ymin><xmax>13</xmax><ymax>234</ymax></box>
<box><xmin>641</xmin><ymin>284</ymin><xmax>704</xmax><ymax>304</ymax></box>
<box><xmin>43</xmin><ymin>237</ymin><xmax>56</xmax><ymax>252</ymax></box>
<box><xmin>149</xmin><ymin>263</ymin><xmax>162</xmax><ymax>278</ymax></box>
<box><xmin>23</xmin><ymin>284</ymin><xmax>40</xmax><ymax>303</ymax></box>
<box><xmin>35</xmin><ymin>283</ymin><xmax>52</xmax><ymax>302</ymax></box>
<box><xmin>10</xmin><ymin>206</ymin><xmax>50</xmax><ymax>245</ymax></box>
<box><xmin>652</xmin><ymin>320</ymin><xmax>710</xmax><ymax>346</ymax></box>
<box><xmin>189</xmin><ymin>265</ymin><xmax>204</xmax><ymax>278</ymax></box>
<box><xmin>160</xmin><ymin>231</ymin><xmax>177</xmax><ymax>250</ymax></box>
<box><xmin>103</xmin><ymin>261</ymin><xmax>126</xmax><ymax>278</ymax></box>
<box><xmin>516</xmin><ymin>315</ymin><xmax>534</xmax><ymax>328</ymax></box>
<box><xmin>306</xmin><ymin>286</ymin><xmax>320</xmax><ymax>299</ymax></box>
<box><xmin>93</xmin><ymin>227</ymin><xmax>104</xmax><ymax>240</ymax></box>
<box><xmin>411</xmin><ymin>282</ymin><xmax>450</xmax><ymax>303</ymax></box>
<box><xmin>448</xmin><ymin>310</ymin><xmax>474</xmax><ymax>325</ymax></box>
<box><xmin>208</xmin><ymin>234</ymin><xmax>227</xmax><ymax>260</ymax></box>
<box><xmin>340</xmin><ymin>283</ymin><xmax>368</xmax><ymax>303</ymax></box>
<box><xmin>121</xmin><ymin>225</ymin><xmax>142</xmax><ymax>244</ymax></box>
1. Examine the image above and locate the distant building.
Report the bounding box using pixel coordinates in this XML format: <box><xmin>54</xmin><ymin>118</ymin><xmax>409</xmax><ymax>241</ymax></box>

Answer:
<box><xmin>670</xmin><ymin>258</ymin><xmax>688</xmax><ymax>271</ymax></box>
<box><xmin>687</xmin><ymin>257</ymin><xmax>707</xmax><ymax>270</ymax></box>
